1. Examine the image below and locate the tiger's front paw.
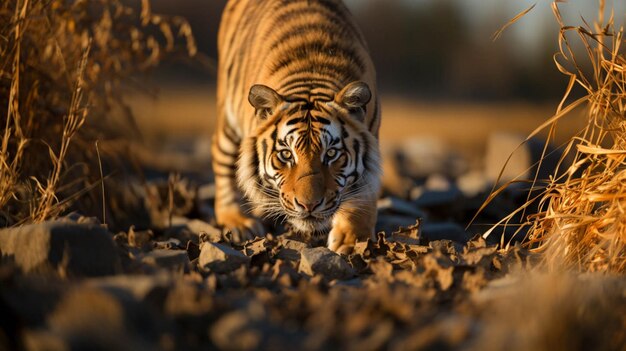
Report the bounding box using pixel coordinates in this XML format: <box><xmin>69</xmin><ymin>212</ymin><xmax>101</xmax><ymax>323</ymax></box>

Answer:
<box><xmin>217</xmin><ymin>208</ymin><xmax>265</xmax><ymax>243</ymax></box>
<box><xmin>327</xmin><ymin>228</ymin><xmax>358</xmax><ymax>255</ymax></box>
<box><xmin>327</xmin><ymin>213</ymin><xmax>375</xmax><ymax>255</ymax></box>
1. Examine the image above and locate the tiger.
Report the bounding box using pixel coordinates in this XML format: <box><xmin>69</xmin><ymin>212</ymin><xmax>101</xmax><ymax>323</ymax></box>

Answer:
<box><xmin>212</xmin><ymin>0</ymin><xmax>381</xmax><ymax>254</ymax></box>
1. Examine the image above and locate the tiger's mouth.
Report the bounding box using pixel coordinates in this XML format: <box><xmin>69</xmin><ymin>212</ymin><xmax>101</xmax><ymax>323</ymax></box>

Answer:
<box><xmin>279</xmin><ymin>198</ymin><xmax>341</xmax><ymax>233</ymax></box>
<box><xmin>289</xmin><ymin>215</ymin><xmax>333</xmax><ymax>233</ymax></box>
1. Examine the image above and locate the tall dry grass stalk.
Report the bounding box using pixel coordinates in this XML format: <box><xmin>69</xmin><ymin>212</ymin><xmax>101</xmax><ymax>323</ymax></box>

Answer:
<box><xmin>0</xmin><ymin>0</ymin><xmax>196</xmax><ymax>226</ymax></box>
<box><xmin>486</xmin><ymin>0</ymin><xmax>626</xmax><ymax>273</ymax></box>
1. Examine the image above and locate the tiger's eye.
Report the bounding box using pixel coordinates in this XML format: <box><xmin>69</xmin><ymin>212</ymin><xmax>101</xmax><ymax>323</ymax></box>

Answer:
<box><xmin>326</xmin><ymin>148</ymin><xmax>337</xmax><ymax>159</ymax></box>
<box><xmin>280</xmin><ymin>150</ymin><xmax>292</xmax><ymax>161</ymax></box>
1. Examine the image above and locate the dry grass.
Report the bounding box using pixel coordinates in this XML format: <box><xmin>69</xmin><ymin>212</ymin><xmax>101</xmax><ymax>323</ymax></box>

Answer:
<box><xmin>0</xmin><ymin>0</ymin><xmax>196</xmax><ymax>226</ymax></box>
<box><xmin>484</xmin><ymin>0</ymin><xmax>626</xmax><ymax>273</ymax></box>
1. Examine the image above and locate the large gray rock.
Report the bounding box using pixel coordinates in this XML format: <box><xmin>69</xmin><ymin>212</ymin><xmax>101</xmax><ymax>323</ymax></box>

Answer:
<box><xmin>0</xmin><ymin>221</ymin><xmax>119</xmax><ymax>276</ymax></box>
<box><xmin>299</xmin><ymin>247</ymin><xmax>354</xmax><ymax>280</ymax></box>
<box><xmin>198</xmin><ymin>242</ymin><xmax>249</xmax><ymax>273</ymax></box>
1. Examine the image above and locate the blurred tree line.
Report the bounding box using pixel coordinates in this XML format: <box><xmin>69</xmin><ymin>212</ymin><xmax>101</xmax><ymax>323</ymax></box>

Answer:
<box><xmin>150</xmin><ymin>0</ymin><xmax>566</xmax><ymax>102</ymax></box>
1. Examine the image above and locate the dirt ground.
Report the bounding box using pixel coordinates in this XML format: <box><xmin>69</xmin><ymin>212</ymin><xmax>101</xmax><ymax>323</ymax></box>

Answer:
<box><xmin>1</xmin><ymin>87</ymin><xmax>623</xmax><ymax>351</ymax></box>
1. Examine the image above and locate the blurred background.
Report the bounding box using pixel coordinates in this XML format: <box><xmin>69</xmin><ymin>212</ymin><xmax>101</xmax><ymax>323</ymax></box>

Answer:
<box><xmin>129</xmin><ymin>0</ymin><xmax>624</xmax><ymax>155</ymax></box>
<box><xmin>125</xmin><ymin>0</ymin><xmax>626</xmax><ymax>197</ymax></box>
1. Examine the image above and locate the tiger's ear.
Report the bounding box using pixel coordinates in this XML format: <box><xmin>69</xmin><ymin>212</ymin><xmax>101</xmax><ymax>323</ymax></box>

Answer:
<box><xmin>335</xmin><ymin>81</ymin><xmax>371</xmax><ymax>110</ymax></box>
<box><xmin>249</xmin><ymin>84</ymin><xmax>283</xmax><ymax>119</ymax></box>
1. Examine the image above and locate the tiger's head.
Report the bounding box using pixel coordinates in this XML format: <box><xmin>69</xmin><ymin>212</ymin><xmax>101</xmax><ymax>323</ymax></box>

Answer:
<box><xmin>237</xmin><ymin>81</ymin><xmax>381</xmax><ymax>234</ymax></box>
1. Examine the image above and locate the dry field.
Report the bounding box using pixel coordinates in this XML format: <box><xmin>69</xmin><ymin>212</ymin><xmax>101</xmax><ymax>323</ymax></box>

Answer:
<box><xmin>130</xmin><ymin>87</ymin><xmax>585</xmax><ymax>156</ymax></box>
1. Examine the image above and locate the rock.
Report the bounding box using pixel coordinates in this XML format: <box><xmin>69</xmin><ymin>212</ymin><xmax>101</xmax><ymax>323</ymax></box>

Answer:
<box><xmin>457</xmin><ymin>170</ymin><xmax>489</xmax><ymax>197</ymax></box>
<box><xmin>86</xmin><ymin>274</ymin><xmax>173</xmax><ymax>301</ymax></box>
<box><xmin>61</xmin><ymin>212</ymin><xmax>101</xmax><ymax>225</ymax></box>
<box><xmin>153</xmin><ymin>238</ymin><xmax>183</xmax><ymax>250</ymax></box>
<box><xmin>485</xmin><ymin>132</ymin><xmax>531</xmax><ymax>184</ymax></box>
<box><xmin>486</xmin><ymin>134</ymin><xmax>561</xmax><ymax>185</ymax></box>
<box><xmin>425</xmin><ymin>174</ymin><xmax>451</xmax><ymax>191</ymax></box>
<box><xmin>399</xmin><ymin>137</ymin><xmax>449</xmax><ymax>177</ymax></box>
<box><xmin>299</xmin><ymin>247</ymin><xmax>354</xmax><ymax>280</ymax></box>
<box><xmin>168</xmin><ymin>218</ymin><xmax>222</xmax><ymax>243</ymax></box>
<box><xmin>0</xmin><ymin>221</ymin><xmax>119</xmax><ymax>276</ymax></box>
<box><xmin>198</xmin><ymin>243</ymin><xmax>249</xmax><ymax>273</ymax></box>
<box><xmin>276</xmin><ymin>238</ymin><xmax>309</xmax><ymax>261</ymax></box>
<box><xmin>128</xmin><ymin>226</ymin><xmax>153</xmax><ymax>249</ymax></box>
<box><xmin>210</xmin><ymin>311</ymin><xmax>262</xmax><ymax>351</ymax></box>
<box><xmin>376</xmin><ymin>214</ymin><xmax>421</xmax><ymax>235</ymax></box>
<box><xmin>412</xmin><ymin>187</ymin><xmax>462</xmax><ymax>208</ymax></box>
<box><xmin>377</xmin><ymin>197</ymin><xmax>426</xmax><ymax>218</ymax></box>
<box><xmin>45</xmin><ymin>287</ymin><xmax>162</xmax><ymax>350</ymax></box>
<box><xmin>141</xmin><ymin>249</ymin><xmax>190</xmax><ymax>270</ymax></box>
<box><xmin>162</xmin><ymin>218</ymin><xmax>218</xmax><ymax>245</ymax></box>
<box><xmin>421</xmin><ymin>222</ymin><xmax>471</xmax><ymax>244</ymax></box>
<box><xmin>186</xmin><ymin>219</ymin><xmax>222</xmax><ymax>242</ymax></box>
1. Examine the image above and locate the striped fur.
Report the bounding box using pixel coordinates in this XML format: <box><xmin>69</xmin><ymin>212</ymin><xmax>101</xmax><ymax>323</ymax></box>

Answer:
<box><xmin>213</xmin><ymin>0</ymin><xmax>381</xmax><ymax>253</ymax></box>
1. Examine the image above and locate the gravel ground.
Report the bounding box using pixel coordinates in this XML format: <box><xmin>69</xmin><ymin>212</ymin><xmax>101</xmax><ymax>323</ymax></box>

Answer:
<box><xmin>1</xmin><ymin>136</ymin><xmax>624</xmax><ymax>351</ymax></box>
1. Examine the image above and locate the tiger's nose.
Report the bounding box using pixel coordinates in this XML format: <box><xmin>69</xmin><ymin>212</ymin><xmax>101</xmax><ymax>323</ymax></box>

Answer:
<box><xmin>294</xmin><ymin>197</ymin><xmax>323</xmax><ymax>212</ymax></box>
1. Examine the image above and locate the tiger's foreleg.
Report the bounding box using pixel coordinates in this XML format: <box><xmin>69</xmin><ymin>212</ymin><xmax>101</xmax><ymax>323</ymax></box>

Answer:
<box><xmin>327</xmin><ymin>194</ymin><xmax>377</xmax><ymax>255</ymax></box>
<box><xmin>212</xmin><ymin>124</ymin><xmax>264</xmax><ymax>242</ymax></box>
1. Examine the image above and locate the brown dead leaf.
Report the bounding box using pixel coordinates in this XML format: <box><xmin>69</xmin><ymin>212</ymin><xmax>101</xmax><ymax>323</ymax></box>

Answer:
<box><xmin>422</xmin><ymin>255</ymin><xmax>454</xmax><ymax>291</ymax></box>
<box><xmin>391</xmin><ymin>220</ymin><xmax>420</xmax><ymax>239</ymax></box>
<box><xmin>462</xmin><ymin>246</ymin><xmax>498</xmax><ymax>266</ymax></box>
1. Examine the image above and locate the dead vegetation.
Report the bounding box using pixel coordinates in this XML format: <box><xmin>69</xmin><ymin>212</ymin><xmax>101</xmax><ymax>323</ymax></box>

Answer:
<box><xmin>483</xmin><ymin>0</ymin><xmax>626</xmax><ymax>273</ymax></box>
<box><xmin>0</xmin><ymin>0</ymin><xmax>195</xmax><ymax>227</ymax></box>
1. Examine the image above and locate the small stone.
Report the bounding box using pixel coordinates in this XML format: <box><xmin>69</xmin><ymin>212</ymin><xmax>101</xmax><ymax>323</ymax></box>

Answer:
<box><xmin>127</xmin><ymin>226</ymin><xmax>153</xmax><ymax>248</ymax></box>
<box><xmin>153</xmin><ymin>238</ymin><xmax>183</xmax><ymax>250</ymax></box>
<box><xmin>198</xmin><ymin>242</ymin><xmax>249</xmax><ymax>273</ymax></box>
<box><xmin>141</xmin><ymin>249</ymin><xmax>190</xmax><ymax>270</ymax></box>
<box><xmin>299</xmin><ymin>247</ymin><xmax>354</xmax><ymax>280</ymax></box>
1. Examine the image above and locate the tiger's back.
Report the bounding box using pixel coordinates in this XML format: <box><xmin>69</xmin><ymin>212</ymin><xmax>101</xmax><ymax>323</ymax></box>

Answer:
<box><xmin>213</xmin><ymin>0</ymin><xmax>381</xmax><ymax>253</ymax></box>
<box><xmin>217</xmin><ymin>0</ymin><xmax>379</xmax><ymax>137</ymax></box>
